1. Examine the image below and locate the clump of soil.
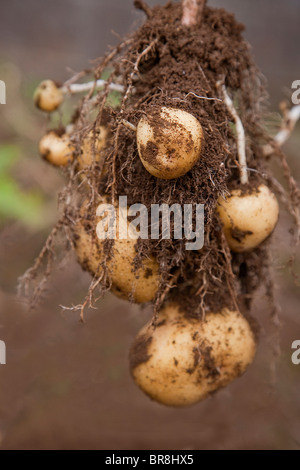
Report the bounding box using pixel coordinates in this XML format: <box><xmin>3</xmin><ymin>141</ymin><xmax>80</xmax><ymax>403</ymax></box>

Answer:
<box><xmin>83</xmin><ymin>1</ymin><xmax>269</xmax><ymax>316</ymax></box>
<box><xmin>21</xmin><ymin>0</ymin><xmax>299</xmax><ymax>324</ymax></box>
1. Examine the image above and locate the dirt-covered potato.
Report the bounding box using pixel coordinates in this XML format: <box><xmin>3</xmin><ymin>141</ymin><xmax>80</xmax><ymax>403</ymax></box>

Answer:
<box><xmin>130</xmin><ymin>303</ymin><xmax>256</xmax><ymax>407</ymax></box>
<box><xmin>217</xmin><ymin>184</ymin><xmax>279</xmax><ymax>252</ymax></box>
<box><xmin>34</xmin><ymin>80</ymin><xmax>64</xmax><ymax>112</ymax></box>
<box><xmin>73</xmin><ymin>200</ymin><xmax>160</xmax><ymax>303</ymax></box>
<box><xmin>137</xmin><ymin>106</ymin><xmax>203</xmax><ymax>179</ymax></box>
<box><xmin>77</xmin><ymin>127</ymin><xmax>108</xmax><ymax>170</ymax></box>
<box><xmin>39</xmin><ymin>131</ymin><xmax>74</xmax><ymax>167</ymax></box>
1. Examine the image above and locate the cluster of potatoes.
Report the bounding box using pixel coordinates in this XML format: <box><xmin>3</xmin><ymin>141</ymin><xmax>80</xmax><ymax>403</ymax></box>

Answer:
<box><xmin>34</xmin><ymin>79</ymin><xmax>279</xmax><ymax>406</ymax></box>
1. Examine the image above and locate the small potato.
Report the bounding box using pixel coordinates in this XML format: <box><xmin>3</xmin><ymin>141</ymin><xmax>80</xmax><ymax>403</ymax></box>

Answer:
<box><xmin>73</xmin><ymin>200</ymin><xmax>160</xmax><ymax>303</ymax></box>
<box><xmin>39</xmin><ymin>132</ymin><xmax>74</xmax><ymax>166</ymax></box>
<box><xmin>77</xmin><ymin>127</ymin><xmax>108</xmax><ymax>170</ymax></box>
<box><xmin>217</xmin><ymin>184</ymin><xmax>279</xmax><ymax>252</ymax></box>
<box><xmin>137</xmin><ymin>107</ymin><xmax>203</xmax><ymax>179</ymax></box>
<box><xmin>34</xmin><ymin>80</ymin><xmax>63</xmax><ymax>112</ymax></box>
<box><xmin>130</xmin><ymin>303</ymin><xmax>256</xmax><ymax>407</ymax></box>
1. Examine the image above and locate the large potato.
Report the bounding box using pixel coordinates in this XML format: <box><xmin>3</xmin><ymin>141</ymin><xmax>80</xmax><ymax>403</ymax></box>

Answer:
<box><xmin>130</xmin><ymin>303</ymin><xmax>256</xmax><ymax>407</ymax></box>
<box><xmin>137</xmin><ymin>107</ymin><xmax>203</xmax><ymax>179</ymax></box>
<box><xmin>217</xmin><ymin>184</ymin><xmax>279</xmax><ymax>252</ymax></box>
<box><xmin>73</xmin><ymin>200</ymin><xmax>160</xmax><ymax>303</ymax></box>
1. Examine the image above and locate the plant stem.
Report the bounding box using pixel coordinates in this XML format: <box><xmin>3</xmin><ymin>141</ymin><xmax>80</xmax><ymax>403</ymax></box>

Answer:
<box><xmin>182</xmin><ymin>0</ymin><xmax>206</xmax><ymax>27</ymax></box>
<box><xmin>61</xmin><ymin>79</ymin><xmax>124</xmax><ymax>95</ymax></box>
<box><xmin>217</xmin><ymin>82</ymin><xmax>248</xmax><ymax>185</ymax></box>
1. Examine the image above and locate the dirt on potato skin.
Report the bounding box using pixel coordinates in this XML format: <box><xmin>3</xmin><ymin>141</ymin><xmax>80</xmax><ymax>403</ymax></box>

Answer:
<box><xmin>129</xmin><ymin>334</ymin><xmax>153</xmax><ymax>371</ymax></box>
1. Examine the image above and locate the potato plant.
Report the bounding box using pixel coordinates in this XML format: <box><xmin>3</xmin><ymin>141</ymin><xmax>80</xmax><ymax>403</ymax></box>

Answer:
<box><xmin>21</xmin><ymin>0</ymin><xmax>300</xmax><ymax>407</ymax></box>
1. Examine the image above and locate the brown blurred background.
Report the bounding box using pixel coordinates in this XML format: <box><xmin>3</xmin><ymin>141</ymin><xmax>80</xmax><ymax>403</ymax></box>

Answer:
<box><xmin>0</xmin><ymin>0</ymin><xmax>299</xmax><ymax>450</ymax></box>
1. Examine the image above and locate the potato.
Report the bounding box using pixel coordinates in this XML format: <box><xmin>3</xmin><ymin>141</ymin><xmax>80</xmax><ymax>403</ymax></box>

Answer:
<box><xmin>77</xmin><ymin>127</ymin><xmax>108</xmax><ymax>170</ymax></box>
<box><xmin>34</xmin><ymin>80</ymin><xmax>64</xmax><ymax>112</ymax></box>
<box><xmin>217</xmin><ymin>184</ymin><xmax>279</xmax><ymax>252</ymax></box>
<box><xmin>136</xmin><ymin>107</ymin><xmax>203</xmax><ymax>179</ymax></box>
<box><xmin>130</xmin><ymin>303</ymin><xmax>256</xmax><ymax>407</ymax></box>
<box><xmin>39</xmin><ymin>131</ymin><xmax>74</xmax><ymax>166</ymax></box>
<box><xmin>73</xmin><ymin>200</ymin><xmax>160</xmax><ymax>303</ymax></box>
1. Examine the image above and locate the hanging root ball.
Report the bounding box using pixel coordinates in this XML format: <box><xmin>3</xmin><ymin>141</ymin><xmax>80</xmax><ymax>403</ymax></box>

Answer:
<box><xmin>34</xmin><ymin>80</ymin><xmax>64</xmax><ymax>112</ymax></box>
<box><xmin>217</xmin><ymin>184</ymin><xmax>279</xmax><ymax>252</ymax></box>
<box><xmin>136</xmin><ymin>107</ymin><xmax>203</xmax><ymax>179</ymax></box>
<box><xmin>39</xmin><ymin>131</ymin><xmax>74</xmax><ymax>167</ymax></box>
<box><xmin>129</xmin><ymin>303</ymin><xmax>257</xmax><ymax>407</ymax></box>
<box><xmin>77</xmin><ymin>127</ymin><xmax>108</xmax><ymax>170</ymax></box>
<box><xmin>73</xmin><ymin>200</ymin><xmax>160</xmax><ymax>303</ymax></box>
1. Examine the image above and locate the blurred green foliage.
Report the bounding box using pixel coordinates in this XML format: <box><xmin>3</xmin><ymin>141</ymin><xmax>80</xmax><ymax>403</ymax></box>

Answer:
<box><xmin>0</xmin><ymin>144</ymin><xmax>44</xmax><ymax>228</ymax></box>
